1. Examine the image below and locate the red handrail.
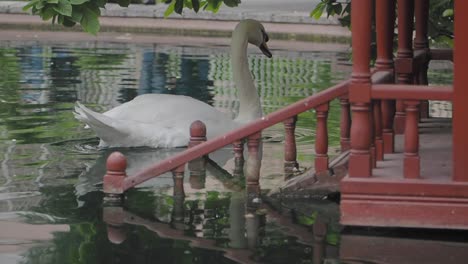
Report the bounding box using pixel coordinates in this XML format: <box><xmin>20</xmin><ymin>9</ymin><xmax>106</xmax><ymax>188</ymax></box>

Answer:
<box><xmin>122</xmin><ymin>80</ymin><xmax>350</xmax><ymax>191</ymax></box>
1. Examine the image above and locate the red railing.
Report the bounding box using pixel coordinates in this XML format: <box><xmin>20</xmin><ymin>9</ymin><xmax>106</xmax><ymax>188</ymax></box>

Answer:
<box><xmin>103</xmin><ymin>79</ymin><xmax>350</xmax><ymax>197</ymax></box>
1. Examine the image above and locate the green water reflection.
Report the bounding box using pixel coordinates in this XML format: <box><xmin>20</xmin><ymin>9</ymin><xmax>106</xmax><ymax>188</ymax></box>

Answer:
<box><xmin>0</xmin><ymin>41</ymin><xmax>350</xmax><ymax>263</ymax></box>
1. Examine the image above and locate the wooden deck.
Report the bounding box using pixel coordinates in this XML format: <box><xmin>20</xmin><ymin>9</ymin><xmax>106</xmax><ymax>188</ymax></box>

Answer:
<box><xmin>341</xmin><ymin>118</ymin><xmax>468</xmax><ymax>229</ymax></box>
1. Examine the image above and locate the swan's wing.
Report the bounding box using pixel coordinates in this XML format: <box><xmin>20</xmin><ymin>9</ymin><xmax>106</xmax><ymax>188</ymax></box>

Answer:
<box><xmin>74</xmin><ymin>102</ymin><xmax>129</xmax><ymax>142</ymax></box>
<box><xmin>103</xmin><ymin>94</ymin><xmax>231</xmax><ymax>123</ymax></box>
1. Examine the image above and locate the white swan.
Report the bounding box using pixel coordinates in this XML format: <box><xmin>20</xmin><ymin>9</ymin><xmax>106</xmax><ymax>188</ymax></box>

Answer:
<box><xmin>74</xmin><ymin>19</ymin><xmax>272</xmax><ymax>148</ymax></box>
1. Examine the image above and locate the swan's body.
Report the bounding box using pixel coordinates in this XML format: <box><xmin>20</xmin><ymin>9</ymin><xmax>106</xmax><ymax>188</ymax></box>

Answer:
<box><xmin>74</xmin><ymin>19</ymin><xmax>272</xmax><ymax>148</ymax></box>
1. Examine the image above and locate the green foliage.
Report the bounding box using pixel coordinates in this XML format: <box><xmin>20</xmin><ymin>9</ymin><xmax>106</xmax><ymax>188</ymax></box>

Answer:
<box><xmin>23</xmin><ymin>0</ymin><xmax>109</xmax><ymax>35</ymax></box>
<box><xmin>311</xmin><ymin>0</ymin><xmax>454</xmax><ymax>46</ymax></box>
<box><xmin>23</xmin><ymin>0</ymin><xmax>241</xmax><ymax>34</ymax></box>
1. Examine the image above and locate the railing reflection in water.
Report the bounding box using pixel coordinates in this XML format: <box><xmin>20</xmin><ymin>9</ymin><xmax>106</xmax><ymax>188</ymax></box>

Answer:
<box><xmin>102</xmin><ymin>148</ymin><xmax>334</xmax><ymax>264</ymax></box>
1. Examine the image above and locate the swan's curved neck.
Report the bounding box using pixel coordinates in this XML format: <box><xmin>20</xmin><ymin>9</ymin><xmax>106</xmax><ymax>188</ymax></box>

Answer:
<box><xmin>231</xmin><ymin>28</ymin><xmax>263</xmax><ymax>123</ymax></box>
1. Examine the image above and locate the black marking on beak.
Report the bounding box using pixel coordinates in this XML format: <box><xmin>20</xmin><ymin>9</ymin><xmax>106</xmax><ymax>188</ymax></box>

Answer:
<box><xmin>260</xmin><ymin>29</ymin><xmax>272</xmax><ymax>58</ymax></box>
<box><xmin>260</xmin><ymin>42</ymin><xmax>272</xmax><ymax>58</ymax></box>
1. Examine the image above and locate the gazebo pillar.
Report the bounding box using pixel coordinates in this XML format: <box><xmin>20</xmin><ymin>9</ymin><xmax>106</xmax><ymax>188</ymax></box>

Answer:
<box><xmin>453</xmin><ymin>0</ymin><xmax>468</xmax><ymax>181</ymax></box>
<box><xmin>414</xmin><ymin>0</ymin><xmax>430</xmax><ymax>118</ymax></box>
<box><xmin>395</xmin><ymin>0</ymin><xmax>415</xmax><ymax>134</ymax></box>
<box><xmin>376</xmin><ymin>0</ymin><xmax>396</xmax><ymax>155</ymax></box>
<box><xmin>348</xmin><ymin>0</ymin><xmax>373</xmax><ymax>178</ymax></box>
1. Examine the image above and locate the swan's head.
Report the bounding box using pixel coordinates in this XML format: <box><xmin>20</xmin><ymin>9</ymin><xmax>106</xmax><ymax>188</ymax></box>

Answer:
<box><xmin>237</xmin><ymin>19</ymin><xmax>272</xmax><ymax>58</ymax></box>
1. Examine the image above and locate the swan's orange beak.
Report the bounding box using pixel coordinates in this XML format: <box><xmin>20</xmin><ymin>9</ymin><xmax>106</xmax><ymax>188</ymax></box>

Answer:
<box><xmin>260</xmin><ymin>42</ymin><xmax>272</xmax><ymax>58</ymax></box>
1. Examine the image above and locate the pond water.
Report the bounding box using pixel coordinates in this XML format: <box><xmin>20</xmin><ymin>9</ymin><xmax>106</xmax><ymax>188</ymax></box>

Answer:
<box><xmin>0</xmin><ymin>39</ymin><xmax>350</xmax><ymax>263</ymax></box>
<box><xmin>0</xmin><ymin>38</ymin><xmax>463</xmax><ymax>264</ymax></box>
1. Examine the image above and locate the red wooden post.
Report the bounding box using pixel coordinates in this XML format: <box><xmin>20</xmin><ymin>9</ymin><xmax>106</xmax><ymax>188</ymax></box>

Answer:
<box><xmin>312</xmin><ymin>217</ymin><xmax>327</xmax><ymax>264</ymax></box>
<box><xmin>348</xmin><ymin>0</ymin><xmax>373</xmax><ymax>178</ymax></box>
<box><xmin>103</xmin><ymin>206</ymin><xmax>127</xmax><ymax>244</ymax></box>
<box><xmin>245</xmin><ymin>132</ymin><xmax>262</xmax><ymax>194</ymax></box>
<box><xmin>339</xmin><ymin>96</ymin><xmax>351</xmax><ymax>152</ymax></box>
<box><xmin>453</xmin><ymin>0</ymin><xmax>468</xmax><ymax>182</ymax></box>
<box><xmin>103</xmin><ymin>152</ymin><xmax>127</xmax><ymax>201</ymax></box>
<box><xmin>376</xmin><ymin>0</ymin><xmax>396</xmax><ymax>154</ymax></box>
<box><xmin>315</xmin><ymin>103</ymin><xmax>329</xmax><ymax>173</ymax></box>
<box><xmin>232</xmin><ymin>140</ymin><xmax>244</xmax><ymax>178</ymax></box>
<box><xmin>395</xmin><ymin>0</ymin><xmax>415</xmax><ymax>134</ymax></box>
<box><xmin>369</xmin><ymin>101</ymin><xmax>377</xmax><ymax>168</ymax></box>
<box><xmin>188</xmin><ymin>121</ymin><xmax>207</xmax><ymax>189</ymax></box>
<box><xmin>172</xmin><ymin>165</ymin><xmax>186</xmax><ymax>230</ymax></box>
<box><xmin>414</xmin><ymin>0</ymin><xmax>430</xmax><ymax>118</ymax></box>
<box><xmin>283</xmin><ymin>116</ymin><xmax>298</xmax><ymax>174</ymax></box>
<box><xmin>404</xmin><ymin>100</ymin><xmax>420</xmax><ymax>178</ymax></box>
<box><xmin>373</xmin><ymin>100</ymin><xmax>384</xmax><ymax>161</ymax></box>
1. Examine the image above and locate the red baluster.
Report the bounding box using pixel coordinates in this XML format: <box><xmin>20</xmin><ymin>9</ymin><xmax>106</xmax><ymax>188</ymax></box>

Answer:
<box><xmin>348</xmin><ymin>0</ymin><xmax>373</xmax><ymax>178</ymax></box>
<box><xmin>369</xmin><ymin>101</ymin><xmax>377</xmax><ymax>168</ymax></box>
<box><xmin>339</xmin><ymin>96</ymin><xmax>351</xmax><ymax>152</ymax></box>
<box><xmin>232</xmin><ymin>140</ymin><xmax>244</xmax><ymax>178</ymax></box>
<box><xmin>373</xmin><ymin>100</ymin><xmax>384</xmax><ymax>161</ymax></box>
<box><xmin>245</xmin><ymin>132</ymin><xmax>261</xmax><ymax>195</ymax></box>
<box><xmin>404</xmin><ymin>100</ymin><xmax>420</xmax><ymax>178</ymax></box>
<box><xmin>188</xmin><ymin>121</ymin><xmax>207</xmax><ymax>189</ymax></box>
<box><xmin>414</xmin><ymin>0</ymin><xmax>430</xmax><ymax>119</ymax></box>
<box><xmin>103</xmin><ymin>206</ymin><xmax>127</xmax><ymax>244</ymax></box>
<box><xmin>395</xmin><ymin>0</ymin><xmax>415</xmax><ymax>134</ymax></box>
<box><xmin>103</xmin><ymin>151</ymin><xmax>127</xmax><ymax>202</ymax></box>
<box><xmin>283</xmin><ymin>116</ymin><xmax>298</xmax><ymax>177</ymax></box>
<box><xmin>172</xmin><ymin>165</ymin><xmax>186</xmax><ymax>230</ymax></box>
<box><xmin>376</xmin><ymin>0</ymin><xmax>396</xmax><ymax>154</ymax></box>
<box><xmin>315</xmin><ymin>103</ymin><xmax>329</xmax><ymax>174</ymax></box>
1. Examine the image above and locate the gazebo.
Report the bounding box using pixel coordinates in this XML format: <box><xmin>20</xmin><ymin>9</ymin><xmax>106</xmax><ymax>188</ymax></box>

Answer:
<box><xmin>102</xmin><ymin>0</ymin><xmax>465</xmax><ymax>230</ymax></box>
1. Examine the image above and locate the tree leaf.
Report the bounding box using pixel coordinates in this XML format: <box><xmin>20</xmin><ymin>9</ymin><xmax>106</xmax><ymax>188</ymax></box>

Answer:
<box><xmin>204</xmin><ymin>0</ymin><xmax>222</xmax><ymax>13</ymax></box>
<box><xmin>223</xmin><ymin>0</ymin><xmax>240</xmax><ymax>8</ymax></box>
<box><xmin>175</xmin><ymin>0</ymin><xmax>183</xmax><ymax>14</ymax></box>
<box><xmin>442</xmin><ymin>8</ymin><xmax>453</xmax><ymax>17</ymax></box>
<box><xmin>54</xmin><ymin>0</ymin><xmax>73</xmax><ymax>17</ymax></box>
<box><xmin>41</xmin><ymin>6</ymin><xmax>56</xmax><ymax>20</ymax></box>
<box><xmin>192</xmin><ymin>0</ymin><xmax>200</xmax><ymax>12</ymax></box>
<box><xmin>310</xmin><ymin>2</ymin><xmax>325</xmax><ymax>20</ymax></box>
<box><xmin>23</xmin><ymin>0</ymin><xmax>41</xmax><ymax>11</ymax></box>
<box><xmin>164</xmin><ymin>1</ymin><xmax>175</xmax><ymax>17</ymax></box>
<box><xmin>117</xmin><ymin>0</ymin><xmax>130</xmax><ymax>8</ymax></box>
<box><xmin>70</xmin><ymin>0</ymin><xmax>89</xmax><ymax>5</ymax></box>
<box><xmin>47</xmin><ymin>0</ymin><xmax>59</xmax><ymax>4</ymax></box>
<box><xmin>71</xmin><ymin>6</ymin><xmax>83</xmax><ymax>22</ymax></box>
<box><xmin>81</xmin><ymin>5</ymin><xmax>100</xmax><ymax>34</ymax></box>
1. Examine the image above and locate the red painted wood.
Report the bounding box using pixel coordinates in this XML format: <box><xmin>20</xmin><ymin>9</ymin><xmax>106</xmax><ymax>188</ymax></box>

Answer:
<box><xmin>315</xmin><ymin>103</ymin><xmax>329</xmax><ymax>173</ymax></box>
<box><xmin>373</xmin><ymin>100</ymin><xmax>384</xmax><ymax>161</ymax></box>
<box><xmin>121</xmin><ymin>80</ymin><xmax>348</xmax><ymax>191</ymax></box>
<box><xmin>369</xmin><ymin>101</ymin><xmax>377</xmax><ymax>168</ymax></box>
<box><xmin>430</xmin><ymin>49</ymin><xmax>453</xmax><ymax>61</ymax></box>
<box><xmin>339</xmin><ymin>96</ymin><xmax>351</xmax><ymax>152</ymax></box>
<box><xmin>372</xmin><ymin>84</ymin><xmax>453</xmax><ymax>100</ymax></box>
<box><xmin>349</xmin><ymin>103</ymin><xmax>372</xmax><ymax>178</ymax></box>
<box><xmin>404</xmin><ymin>100</ymin><xmax>420</xmax><ymax>178</ymax></box>
<box><xmin>395</xmin><ymin>0</ymin><xmax>415</xmax><ymax>134</ymax></box>
<box><xmin>245</xmin><ymin>132</ymin><xmax>261</xmax><ymax>193</ymax></box>
<box><xmin>283</xmin><ymin>116</ymin><xmax>298</xmax><ymax>174</ymax></box>
<box><xmin>341</xmin><ymin>176</ymin><xmax>468</xmax><ymax>198</ymax></box>
<box><xmin>341</xmin><ymin>234</ymin><xmax>468</xmax><ymax>264</ymax></box>
<box><xmin>381</xmin><ymin>100</ymin><xmax>395</xmax><ymax>154</ymax></box>
<box><xmin>188</xmin><ymin>121</ymin><xmax>207</xmax><ymax>189</ymax></box>
<box><xmin>349</xmin><ymin>0</ymin><xmax>373</xmax><ymax>178</ymax></box>
<box><xmin>376</xmin><ymin>0</ymin><xmax>396</xmax><ymax>155</ymax></box>
<box><xmin>414</xmin><ymin>0</ymin><xmax>430</xmax><ymax>118</ymax></box>
<box><xmin>375</xmin><ymin>0</ymin><xmax>396</xmax><ymax>70</ymax></box>
<box><xmin>103</xmin><ymin>152</ymin><xmax>127</xmax><ymax>195</ymax></box>
<box><xmin>188</xmin><ymin>120</ymin><xmax>207</xmax><ymax>148</ymax></box>
<box><xmin>341</xmin><ymin>196</ymin><xmax>468</xmax><ymax>229</ymax></box>
<box><xmin>454</xmin><ymin>0</ymin><xmax>468</xmax><ymax>182</ymax></box>
<box><xmin>232</xmin><ymin>140</ymin><xmax>244</xmax><ymax>178</ymax></box>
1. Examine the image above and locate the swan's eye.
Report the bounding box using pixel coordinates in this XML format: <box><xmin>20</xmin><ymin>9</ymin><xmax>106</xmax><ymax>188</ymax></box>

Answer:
<box><xmin>262</xmin><ymin>30</ymin><xmax>269</xmax><ymax>43</ymax></box>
